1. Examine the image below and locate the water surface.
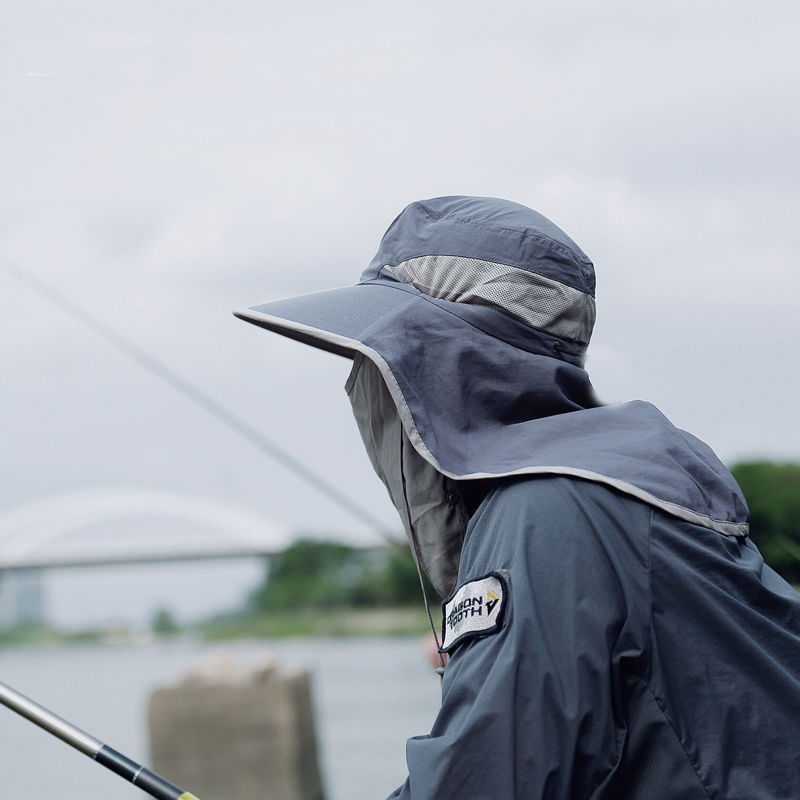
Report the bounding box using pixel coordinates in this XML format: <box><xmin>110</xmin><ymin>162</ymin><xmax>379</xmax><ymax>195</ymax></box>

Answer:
<box><xmin>0</xmin><ymin>636</ymin><xmax>441</xmax><ymax>799</ymax></box>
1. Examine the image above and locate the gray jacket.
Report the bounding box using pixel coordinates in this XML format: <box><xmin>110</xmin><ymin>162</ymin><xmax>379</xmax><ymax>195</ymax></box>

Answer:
<box><xmin>388</xmin><ymin>475</ymin><xmax>800</xmax><ymax>800</ymax></box>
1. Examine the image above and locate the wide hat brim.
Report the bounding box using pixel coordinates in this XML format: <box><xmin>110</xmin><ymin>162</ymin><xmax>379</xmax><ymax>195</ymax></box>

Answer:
<box><xmin>234</xmin><ymin>274</ymin><xmax>588</xmax><ymax>362</ymax></box>
<box><xmin>235</xmin><ymin>274</ymin><xmax>601</xmax><ymax>473</ymax></box>
<box><xmin>235</xmin><ymin>281</ymin><xmax>416</xmax><ymax>359</ymax></box>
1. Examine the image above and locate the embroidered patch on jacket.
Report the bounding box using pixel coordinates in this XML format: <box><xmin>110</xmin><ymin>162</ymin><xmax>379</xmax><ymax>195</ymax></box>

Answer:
<box><xmin>440</xmin><ymin>572</ymin><xmax>508</xmax><ymax>653</ymax></box>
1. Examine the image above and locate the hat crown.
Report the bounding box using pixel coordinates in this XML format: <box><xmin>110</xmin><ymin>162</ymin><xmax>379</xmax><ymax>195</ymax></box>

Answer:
<box><xmin>362</xmin><ymin>196</ymin><xmax>596</xmax><ymax>346</ymax></box>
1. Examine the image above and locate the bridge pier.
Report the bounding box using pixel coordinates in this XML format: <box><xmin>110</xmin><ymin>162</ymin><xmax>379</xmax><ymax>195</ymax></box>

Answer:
<box><xmin>148</xmin><ymin>654</ymin><xmax>326</xmax><ymax>800</ymax></box>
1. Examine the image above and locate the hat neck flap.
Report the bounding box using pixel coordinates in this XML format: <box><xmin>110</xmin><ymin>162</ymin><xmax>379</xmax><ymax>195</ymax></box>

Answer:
<box><xmin>352</xmin><ymin>289</ymin><xmax>748</xmax><ymax>539</ymax></box>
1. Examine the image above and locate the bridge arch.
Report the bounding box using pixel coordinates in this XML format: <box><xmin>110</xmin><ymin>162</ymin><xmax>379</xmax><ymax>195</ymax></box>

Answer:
<box><xmin>0</xmin><ymin>488</ymin><xmax>289</xmax><ymax>568</ymax></box>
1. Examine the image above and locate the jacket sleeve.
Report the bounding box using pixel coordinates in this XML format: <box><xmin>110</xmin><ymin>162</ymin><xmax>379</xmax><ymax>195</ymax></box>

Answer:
<box><xmin>386</xmin><ymin>477</ymin><xmax>650</xmax><ymax>800</ymax></box>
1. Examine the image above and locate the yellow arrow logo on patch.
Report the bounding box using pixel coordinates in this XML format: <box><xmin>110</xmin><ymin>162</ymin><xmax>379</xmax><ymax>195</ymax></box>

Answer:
<box><xmin>486</xmin><ymin>589</ymin><xmax>500</xmax><ymax>615</ymax></box>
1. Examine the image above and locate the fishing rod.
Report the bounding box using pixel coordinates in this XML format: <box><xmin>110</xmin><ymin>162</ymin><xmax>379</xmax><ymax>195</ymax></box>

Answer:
<box><xmin>0</xmin><ymin>681</ymin><xmax>202</xmax><ymax>800</ymax></box>
<box><xmin>0</xmin><ymin>261</ymin><xmax>395</xmax><ymax>541</ymax></box>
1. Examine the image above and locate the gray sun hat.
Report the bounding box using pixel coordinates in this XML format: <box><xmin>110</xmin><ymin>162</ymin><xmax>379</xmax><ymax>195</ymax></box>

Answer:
<box><xmin>234</xmin><ymin>195</ymin><xmax>600</xmax><ymax>475</ymax></box>
<box><xmin>235</xmin><ymin>195</ymin><xmax>748</xmax><ymax>536</ymax></box>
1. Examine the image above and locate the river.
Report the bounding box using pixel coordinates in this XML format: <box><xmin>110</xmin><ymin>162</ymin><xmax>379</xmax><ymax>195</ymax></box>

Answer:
<box><xmin>0</xmin><ymin>636</ymin><xmax>442</xmax><ymax>799</ymax></box>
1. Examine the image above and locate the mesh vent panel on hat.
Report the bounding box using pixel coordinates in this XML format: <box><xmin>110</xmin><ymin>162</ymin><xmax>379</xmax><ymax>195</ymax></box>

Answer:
<box><xmin>387</xmin><ymin>254</ymin><xmax>596</xmax><ymax>345</ymax></box>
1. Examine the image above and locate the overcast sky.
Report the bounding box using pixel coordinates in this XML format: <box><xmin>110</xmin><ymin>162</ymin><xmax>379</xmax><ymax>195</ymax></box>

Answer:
<box><xmin>1</xmin><ymin>0</ymin><xmax>798</xmax><ymax>625</ymax></box>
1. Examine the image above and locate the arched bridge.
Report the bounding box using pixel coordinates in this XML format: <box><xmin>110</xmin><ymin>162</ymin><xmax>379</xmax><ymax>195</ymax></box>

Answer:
<box><xmin>0</xmin><ymin>488</ymin><xmax>303</xmax><ymax>570</ymax></box>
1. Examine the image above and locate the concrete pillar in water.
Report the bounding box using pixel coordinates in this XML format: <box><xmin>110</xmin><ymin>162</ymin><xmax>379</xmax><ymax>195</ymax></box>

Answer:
<box><xmin>148</xmin><ymin>656</ymin><xmax>325</xmax><ymax>800</ymax></box>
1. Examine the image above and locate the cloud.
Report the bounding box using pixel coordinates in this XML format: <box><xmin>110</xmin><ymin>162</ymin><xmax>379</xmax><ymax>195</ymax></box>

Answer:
<box><xmin>1</xmin><ymin>0</ymin><xmax>798</xmax><ymax>547</ymax></box>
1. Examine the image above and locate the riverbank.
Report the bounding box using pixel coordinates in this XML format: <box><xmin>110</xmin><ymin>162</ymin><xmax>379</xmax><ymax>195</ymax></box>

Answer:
<box><xmin>0</xmin><ymin>606</ymin><xmax>433</xmax><ymax>647</ymax></box>
<box><xmin>0</xmin><ymin>624</ymin><xmax>107</xmax><ymax>647</ymax></box>
<box><xmin>198</xmin><ymin>606</ymin><xmax>431</xmax><ymax>639</ymax></box>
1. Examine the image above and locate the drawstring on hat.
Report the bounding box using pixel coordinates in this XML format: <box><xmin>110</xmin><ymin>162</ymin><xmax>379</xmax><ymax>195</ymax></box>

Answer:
<box><xmin>399</xmin><ymin>431</ymin><xmax>447</xmax><ymax>676</ymax></box>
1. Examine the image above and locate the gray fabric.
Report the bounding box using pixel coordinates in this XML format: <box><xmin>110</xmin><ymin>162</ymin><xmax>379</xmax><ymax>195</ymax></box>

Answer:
<box><xmin>387</xmin><ymin>253</ymin><xmax>595</xmax><ymax>344</ymax></box>
<box><xmin>346</xmin><ymin>353</ymin><xmax>467</xmax><ymax>599</ymax></box>
<box><xmin>601</xmin><ymin>678</ymin><xmax>709</xmax><ymax>799</ymax></box>
<box><xmin>235</xmin><ymin>196</ymin><xmax>749</xmax><ymax>538</ymax></box>
<box><xmin>361</xmin><ymin>196</ymin><xmax>596</xmax><ymax>295</ymax></box>
<box><xmin>238</xmin><ymin>285</ymin><xmax>748</xmax><ymax>537</ymax></box>
<box><xmin>386</xmin><ymin>476</ymin><xmax>800</xmax><ymax>800</ymax></box>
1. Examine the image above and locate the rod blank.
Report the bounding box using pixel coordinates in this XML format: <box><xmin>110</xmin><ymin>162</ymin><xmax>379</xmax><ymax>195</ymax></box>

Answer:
<box><xmin>0</xmin><ymin>681</ymin><xmax>202</xmax><ymax>800</ymax></box>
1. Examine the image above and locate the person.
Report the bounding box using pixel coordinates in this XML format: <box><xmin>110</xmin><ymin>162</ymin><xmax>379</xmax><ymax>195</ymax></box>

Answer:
<box><xmin>235</xmin><ymin>196</ymin><xmax>800</xmax><ymax>799</ymax></box>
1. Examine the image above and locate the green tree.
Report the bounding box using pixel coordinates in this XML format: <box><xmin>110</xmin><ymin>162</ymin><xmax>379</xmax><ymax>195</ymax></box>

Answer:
<box><xmin>358</xmin><ymin>545</ymin><xmax>435</xmax><ymax>606</ymax></box>
<box><xmin>249</xmin><ymin>538</ymin><xmax>434</xmax><ymax>611</ymax></box>
<box><xmin>151</xmin><ymin>607</ymin><xmax>179</xmax><ymax>634</ymax></box>
<box><xmin>731</xmin><ymin>461</ymin><xmax>800</xmax><ymax>584</ymax></box>
<box><xmin>250</xmin><ymin>539</ymin><xmax>367</xmax><ymax>611</ymax></box>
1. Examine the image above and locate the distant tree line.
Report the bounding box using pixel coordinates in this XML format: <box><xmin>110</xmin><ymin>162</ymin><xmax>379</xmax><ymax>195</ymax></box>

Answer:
<box><xmin>250</xmin><ymin>461</ymin><xmax>800</xmax><ymax>612</ymax></box>
<box><xmin>731</xmin><ymin>461</ymin><xmax>800</xmax><ymax>584</ymax></box>
<box><xmin>249</xmin><ymin>538</ymin><xmax>434</xmax><ymax>612</ymax></box>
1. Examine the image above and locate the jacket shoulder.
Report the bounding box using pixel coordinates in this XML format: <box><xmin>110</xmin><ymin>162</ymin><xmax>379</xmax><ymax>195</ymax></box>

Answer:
<box><xmin>475</xmin><ymin>473</ymin><xmax>653</xmax><ymax>547</ymax></box>
<box><xmin>463</xmin><ymin>474</ymin><xmax>652</xmax><ymax>604</ymax></box>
